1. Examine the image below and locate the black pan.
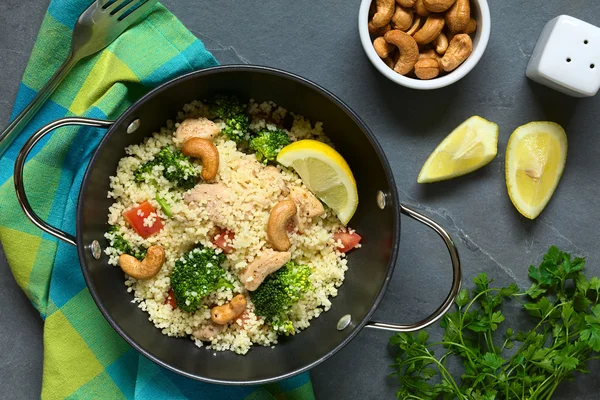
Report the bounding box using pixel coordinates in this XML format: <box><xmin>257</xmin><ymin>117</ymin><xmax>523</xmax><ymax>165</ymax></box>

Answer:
<box><xmin>14</xmin><ymin>65</ymin><xmax>461</xmax><ymax>385</ymax></box>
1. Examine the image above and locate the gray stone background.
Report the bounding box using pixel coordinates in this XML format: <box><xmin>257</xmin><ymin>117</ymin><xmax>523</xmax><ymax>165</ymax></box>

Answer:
<box><xmin>2</xmin><ymin>0</ymin><xmax>600</xmax><ymax>398</ymax></box>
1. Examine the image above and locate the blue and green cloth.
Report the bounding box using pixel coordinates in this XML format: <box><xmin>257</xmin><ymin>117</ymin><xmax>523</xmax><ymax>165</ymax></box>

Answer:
<box><xmin>0</xmin><ymin>1</ymin><xmax>315</xmax><ymax>398</ymax></box>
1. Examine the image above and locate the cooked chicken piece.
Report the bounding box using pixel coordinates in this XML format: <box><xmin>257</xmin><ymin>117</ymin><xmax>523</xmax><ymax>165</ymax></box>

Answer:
<box><xmin>288</xmin><ymin>187</ymin><xmax>325</xmax><ymax>231</ymax></box>
<box><xmin>290</xmin><ymin>187</ymin><xmax>325</xmax><ymax>218</ymax></box>
<box><xmin>184</xmin><ymin>183</ymin><xmax>231</xmax><ymax>225</ymax></box>
<box><xmin>239</xmin><ymin>249</ymin><xmax>291</xmax><ymax>291</ymax></box>
<box><xmin>176</xmin><ymin>117</ymin><xmax>220</xmax><ymax>142</ymax></box>
<box><xmin>192</xmin><ymin>323</ymin><xmax>224</xmax><ymax>341</ymax></box>
<box><xmin>263</xmin><ymin>166</ymin><xmax>289</xmax><ymax>196</ymax></box>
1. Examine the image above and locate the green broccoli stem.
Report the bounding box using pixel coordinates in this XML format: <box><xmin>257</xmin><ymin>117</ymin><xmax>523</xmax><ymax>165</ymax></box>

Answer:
<box><xmin>155</xmin><ymin>194</ymin><xmax>172</xmax><ymax>218</ymax></box>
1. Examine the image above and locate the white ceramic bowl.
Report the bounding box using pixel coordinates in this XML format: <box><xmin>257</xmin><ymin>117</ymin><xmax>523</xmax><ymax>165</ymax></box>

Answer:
<box><xmin>358</xmin><ymin>0</ymin><xmax>491</xmax><ymax>90</ymax></box>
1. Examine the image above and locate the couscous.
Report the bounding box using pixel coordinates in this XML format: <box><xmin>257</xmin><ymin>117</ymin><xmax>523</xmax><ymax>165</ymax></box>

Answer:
<box><xmin>104</xmin><ymin>95</ymin><xmax>361</xmax><ymax>354</ymax></box>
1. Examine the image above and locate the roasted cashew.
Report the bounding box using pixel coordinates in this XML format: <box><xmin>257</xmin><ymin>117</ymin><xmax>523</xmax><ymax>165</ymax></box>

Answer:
<box><xmin>240</xmin><ymin>249</ymin><xmax>291</xmax><ymax>291</ymax></box>
<box><xmin>440</xmin><ymin>33</ymin><xmax>473</xmax><ymax>72</ymax></box>
<box><xmin>406</xmin><ymin>16</ymin><xmax>422</xmax><ymax>36</ymax></box>
<box><xmin>445</xmin><ymin>0</ymin><xmax>470</xmax><ymax>33</ymax></box>
<box><xmin>435</xmin><ymin>32</ymin><xmax>449</xmax><ymax>54</ymax></box>
<box><xmin>384</xmin><ymin>30</ymin><xmax>419</xmax><ymax>75</ymax></box>
<box><xmin>413</xmin><ymin>14</ymin><xmax>445</xmax><ymax>45</ymax></box>
<box><xmin>211</xmin><ymin>294</ymin><xmax>247</xmax><ymax>325</ymax></box>
<box><xmin>368</xmin><ymin>21</ymin><xmax>392</xmax><ymax>37</ymax></box>
<box><xmin>371</xmin><ymin>0</ymin><xmax>396</xmax><ymax>28</ymax></box>
<box><xmin>414</xmin><ymin>0</ymin><xmax>430</xmax><ymax>17</ymax></box>
<box><xmin>374</xmin><ymin>37</ymin><xmax>396</xmax><ymax>59</ymax></box>
<box><xmin>420</xmin><ymin>48</ymin><xmax>442</xmax><ymax>63</ymax></box>
<box><xmin>391</xmin><ymin>6</ymin><xmax>413</xmax><ymax>31</ymax></box>
<box><xmin>119</xmin><ymin>245</ymin><xmax>165</xmax><ymax>280</ymax></box>
<box><xmin>415</xmin><ymin>58</ymin><xmax>440</xmax><ymax>79</ymax></box>
<box><xmin>267</xmin><ymin>200</ymin><xmax>297</xmax><ymax>251</ymax></box>
<box><xmin>396</xmin><ymin>0</ymin><xmax>415</xmax><ymax>7</ymax></box>
<box><xmin>383</xmin><ymin>55</ymin><xmax>397</xmax><ymax>68</ymax></box>
<box><xmin>181</xmin><ymin>137</ymin><xmax>219</xmax><ymax>181</ymax></box>
<box><xmin>464</xmin><ymin>18</ymin><xmax>477</xmax><ymax>34</ymax></box>
<box><xmin>423</xmin><ymin>0</ymin><xmax>456</xmax><ymax>13</ymax></box>
<box><xmin>192</xmin><ymin>323</ymin><xmax>224</xmax><ymax>341</ymax></box>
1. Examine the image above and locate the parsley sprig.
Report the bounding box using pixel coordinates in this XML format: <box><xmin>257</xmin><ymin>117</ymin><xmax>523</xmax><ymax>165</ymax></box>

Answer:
<box><xmin>390</xmin><ymin>246</ymin><xmax>600</xmax><ymax>399</ymax></box>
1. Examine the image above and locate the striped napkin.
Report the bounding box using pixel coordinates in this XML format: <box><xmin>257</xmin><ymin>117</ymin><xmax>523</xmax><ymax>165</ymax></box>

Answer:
<box><xmin>0</xmin><ymin>0</ymin><xmax>315</xmax><ymax>398</ymax></box>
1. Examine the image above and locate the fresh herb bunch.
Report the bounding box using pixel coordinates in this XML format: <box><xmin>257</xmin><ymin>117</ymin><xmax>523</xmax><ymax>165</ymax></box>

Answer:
<box><xmin>170</xmin><ymin>246</ymin><xmax>232</xmax><ymax>313</ymax></box>
<box><xmin>210</xmin><ymin>94</ymin><xmax>251</xmax><ymax>143</ymax></box>
<box><xmin>248</xmin><ymin>129</ymin><xmax>291</xmax><ymax>164</ymax></box>
<box><xmin>107</xmin><ymin>226</ymin><xmax>146</xmax><ymax>260</ymax></box>
<box><xmin>251</xmin><ymin>262</ymin><xmax>312</xmax><ymax>335</ymax></box>
<box><xmin>134</xmin><ymin>146</ymin><xmax>197</xmax><ymax>190</ymax></box>
<box><xmin>390</xmin><ymin>246</ymin><xmax>600</xmax><ymax>400</ymax></box>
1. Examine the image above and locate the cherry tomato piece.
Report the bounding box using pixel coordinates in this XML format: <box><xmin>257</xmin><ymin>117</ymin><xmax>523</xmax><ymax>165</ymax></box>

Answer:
<box><xmin>165</xmin><ymin>288</ymin><xmax>177</xmax><ymax>309</ymax></box>
<box><xmin>123</xmin><ymin>201</ymin><xmax>163</xmax><ymax>238</ymax></box>
<box><xmin>213</xmin><ymin>230</ymin><xmax>235</xmax><ymax>254</ymax></box>
<box><xmin>333</xmin><ymin>231</ymin><xmax>362</xmax><ymax>253</ymax></box>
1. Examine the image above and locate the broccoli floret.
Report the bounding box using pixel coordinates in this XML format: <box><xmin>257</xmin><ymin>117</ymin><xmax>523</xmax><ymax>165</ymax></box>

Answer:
<box><xmin>107</xmin><ymin>226</ymin><xmax>146</xmax><ymax>260</ymax></box>
<box><xmin>210</xmin><ymin>95</ymin><xmax>251</xmax><ymax>143</ymax></box>
<box><xmin>248</xmin><ymin>129</ymin><xmax>291</xmax><ymax>164</ymax></box>
<box><xmin>250</xmin><ymin>262</ymin><xmax>312</xmax><ymax>335</ymax></box>
<box><xmin>134</xmin><ymin>146</ymin><xmax>198</xmax><ymax>190</ymax></box>
<box><xmin>170</xmin><ymin>246</ymin><xmax>230</xmax><ymax>313</ymax></box>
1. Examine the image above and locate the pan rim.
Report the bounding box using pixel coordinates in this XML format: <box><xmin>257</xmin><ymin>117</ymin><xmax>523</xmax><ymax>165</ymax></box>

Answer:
<box><xmin>76</xmin><ymin>64</ymin><xmax>401</xmax><ymax>385</ymax></box>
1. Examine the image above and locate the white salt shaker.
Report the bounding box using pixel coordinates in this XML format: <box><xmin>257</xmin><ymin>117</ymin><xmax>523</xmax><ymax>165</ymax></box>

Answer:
<box><xmin>526</xmin><ymin>15</ymin><xmax>600</xmax><ymax>97</ymax></box>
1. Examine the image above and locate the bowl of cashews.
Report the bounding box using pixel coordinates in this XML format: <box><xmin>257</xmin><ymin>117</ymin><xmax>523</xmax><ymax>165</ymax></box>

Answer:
<box><xmin>359</xmin><ymin>0</ymin><xmax>491</xmax><ymax>89</ymax></box>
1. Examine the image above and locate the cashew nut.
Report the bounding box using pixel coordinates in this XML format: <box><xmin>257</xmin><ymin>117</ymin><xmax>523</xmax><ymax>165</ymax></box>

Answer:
<box><xmin>435</xmin><ymin>31</ymin><xmax>449</xmax><ymax>54</ymax></box>
<box><xmin>118</xmin><ymin>245</ymin><xmax>165</xmax><ymax>280</ymax></box>
<box><xmin>374</xmin><ymin>37</ymin><xmax>396</xmax><ymax>59</ymax></box>
<box><xmin>414</xmin><ymin>0</ymin><xmax>430</xmax><ymax>17</ymax></box>
<box><xmin>396</xmin><ymin>0</ymin><xmax>415</xmax><ymax>7</ymax></box>
<box><xmin>192</xmin><ymin>323</ymin><xmax>224</xmax><ymax>341</ymax></box>
<box><xmin>391</xmin><ymin>6</ymin><xmax>413</xmax><ymax>31</ymax></box>
<box><xmin>414</xmin><ymin>58</ymin><xmax>440</xmax><ymax>79</ymax></box>
<box><xmin>445</xmin><ymin>0</ymin><xmax>470</xmax><ymax>33</ymax></box>
<box><xmin>369</xmin><ymin>21</ymin><xmax>392</xmax><ymax>37</ymax></box>
<box><xmin>181</xmin><ymin>137</ymin><xmax>219</xmax><ymax>181</ymax></box>
<box><xmin>440</xmin><ymin>33</ymin><xmax>473</xmax><ymax>72</ymax></box>
<box><xmin>422</xmin><ymin>0</ymin><xmax>456</xmax><ymax>13</ymax></box>
<box><xmin>406</xmin><ymin>15</ymin><xmax>422</xmax><ymax>36</ymax></box>
<box><xmin>371</xmin><ymin>0</ymin><xmax>396</xmax><ymax>28</ymax></box>
<box><xmin>383</xmin><ymin>55</ymin><xmax>397</xmax><ymax>68</ymax></box>
<box><xmin>413</xmin><ymin>15</ymin><xmax>445</xmax><ymax>45</ymax></box>
<box><xmin>240</xmin><ymin>249</ymin><xmax>291</xmax><ymax>291</ymax></box>
<box><xmin>175</xmin><ymin>117</ymin><xmax>220</xmax><ymax>143</ymax></box>
<box><xmin>384</xmin><ymin>30</ymin><xmax>419</xmax><ymax>75</ymax></box>
<box><xmin>420</xmin><ymin>48</ymin><xmax>442</xmax><ymax>63</ymax></box>
<box><xmin>464</xmin><ymin>17</ymin><xmax>477</xmax><ymax>34</ymax></box>
<box><xmin>211</xmin><ymin>294</ymin><xmax>247</xmax><ymax>325</ymax></box>
<box><xmin>266</xmin><ymin>200</ymin><xmax>297</xmax><ymax>251</ymax></box>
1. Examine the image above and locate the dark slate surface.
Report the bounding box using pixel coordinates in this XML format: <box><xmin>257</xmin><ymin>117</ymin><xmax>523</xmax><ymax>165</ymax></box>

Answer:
<box><xmin>2</xmin><ymin>0</ymin><xmax>600</xmax><ymax>398</ymax></box>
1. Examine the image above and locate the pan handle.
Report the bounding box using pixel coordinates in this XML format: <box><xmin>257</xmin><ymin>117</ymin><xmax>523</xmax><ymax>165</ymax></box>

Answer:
<box><xmin>365</xmin><ymin>203</ymin><xmax>462</xmax><ymax>332</ymax></box>
<box><xmin>14</xmin><ymin>117</ymin><xmax>114</xmax><ymax>247</ymax></box>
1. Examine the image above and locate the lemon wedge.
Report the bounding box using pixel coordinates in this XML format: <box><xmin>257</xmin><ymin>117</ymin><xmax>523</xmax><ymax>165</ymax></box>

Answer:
<box><xmin>506</xmin><ymin>122</ymin><xmax>567</xmax><ymax>220</ymax></box>
<box><xmin>277</xmin><ymin>140</ymin><xmax>358</xmax><ymax>225</ymax></box>
<box><xmin>418</xmin><ymin>116</ymin><xmax>499</xmax><ymax>183</ymax></box>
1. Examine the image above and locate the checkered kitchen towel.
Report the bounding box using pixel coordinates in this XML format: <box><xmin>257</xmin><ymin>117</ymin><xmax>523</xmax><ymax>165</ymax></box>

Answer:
<box><xmin>0</xmin><ymin>0</ymin><xmax>314</xmax><ymax>398</ymax></box>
